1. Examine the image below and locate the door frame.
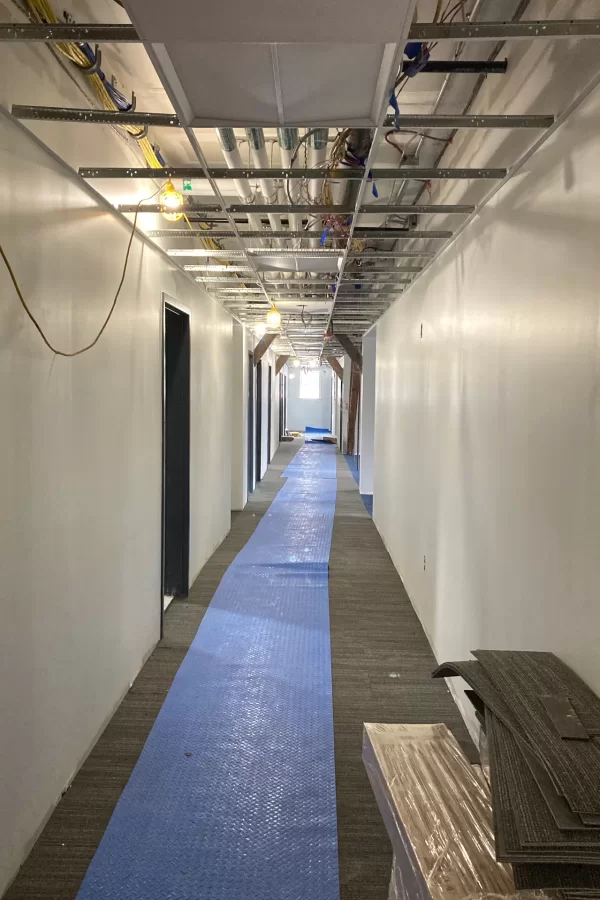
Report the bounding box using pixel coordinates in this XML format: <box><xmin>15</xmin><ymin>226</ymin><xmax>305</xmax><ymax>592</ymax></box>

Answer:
<box><xmin>247</xmin><ymin>351</ymin><xmax>255</xmax><ymax>496</ymax></box>
<box><xmin>255</xmin><ymin>358</ymin><xmax>263</xmax><ymax>482</ymax></box>
<box><xmin>161</xmin><ymin>295</ymin><xmax>191</xmax><ymax>637</ymax></box>
<box><xmin>267</xmin><ymin>364</ymin><xmax>273</xmax><ymax>464</ymax></box>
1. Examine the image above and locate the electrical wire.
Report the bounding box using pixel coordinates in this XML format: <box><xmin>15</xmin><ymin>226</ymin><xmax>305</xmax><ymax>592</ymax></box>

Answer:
<box><xmin>23</xmin><ymin>1</ymin><xmax>220</xmax><ymax>252</ymax></box>
<box><xmin>26</xmin><ymin>0</ymin><xmax>164</xmax><ymax>168</ymax></box>
<box><xmin>0</xmin><ymin>188</ymin><xmax>161</xmax><ymax>357</ymax></box>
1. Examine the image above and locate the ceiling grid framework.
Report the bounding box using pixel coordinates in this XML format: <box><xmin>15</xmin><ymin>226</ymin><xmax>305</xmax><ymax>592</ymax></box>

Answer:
<box><xmin>4</xmin><ymin>1</ymin><xmax>600</xmax><ymax>359</ymax></box>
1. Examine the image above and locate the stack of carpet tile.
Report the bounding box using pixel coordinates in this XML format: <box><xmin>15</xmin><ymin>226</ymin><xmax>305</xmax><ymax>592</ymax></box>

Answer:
<box><xmin>434</xmin><ymin>650</ymin><xmax>600</xmax><ymax>900</ymax></box>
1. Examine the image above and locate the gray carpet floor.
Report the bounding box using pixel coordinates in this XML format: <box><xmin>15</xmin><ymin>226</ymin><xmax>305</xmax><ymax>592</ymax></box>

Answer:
<box><xmin>5</xmin><ymin>441</ymin><xmax>474</xmax><ymax>900</ymax></box>
<box><xmin>331</xmin><ymin>454</ymin><xmax>475</xmax><ymax>900</ymax></box>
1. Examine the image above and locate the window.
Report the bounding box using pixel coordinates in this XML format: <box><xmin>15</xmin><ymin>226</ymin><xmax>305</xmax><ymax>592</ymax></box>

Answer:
<box><xmin>299</xmin><ymin>369</ymin><xmax>321</xmax><ymax>400</ymax></box>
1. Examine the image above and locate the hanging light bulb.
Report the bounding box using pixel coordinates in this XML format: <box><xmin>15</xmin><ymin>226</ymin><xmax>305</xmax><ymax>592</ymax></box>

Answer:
<box><xmin>160</xmin><ymin>181</ymin><xmax>183</xmax><ymax>222</ymax></box>
<box><xmin>254</xmin><ymin>323</ymin><xmax>266</xmax><ymax>338</ymax></box>
<box><xmin>266</xmin><ymin>306</ymin><xmax>281</xmax><ymax>330</ymax></box>
<box><xmin>293</xmin><ymin>358</ymin><xmax>301</xmax><ymax>368</ymax></box>
<box><xmin>289</xmin><ymin>373</ymin><xmax>296</xmax><ymax>380</ymax></box>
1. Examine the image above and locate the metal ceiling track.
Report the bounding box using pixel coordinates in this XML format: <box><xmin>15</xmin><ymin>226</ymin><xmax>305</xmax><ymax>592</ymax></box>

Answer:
<box><xmin>3</xmin><ymin>19</ymin><xmax>598</xmax><ymax>43</ymax></box>
<box><xmin>231</xmin><ymin>203</ymin><xmax>474</xmax><ymax>214</ymax></box>
<box><xmin>78</xmin><ymin>166</ymin><xmax>507</xmax><ymax>180</ymax></box>
<box><xmin>409</xmin><ymin>20</ymin><xmax>600</xmax><ymax>41</ymax></box>
<box><xmin>146</xmin><ymin>229</ymin><xmax>453</xmax><ymax>239</ymax></box>
<box><xmin>0</xmin><ymin>23</ymin><xmax>140</xmax><ymax>41</ymax></box>
<box><xmin>12</xmin><ymin>106</ymin><xmax>554</xmax><ymax>129</ymax></box>
<box><xmin>117</xmin><ymin>202</ymin><xmax>474</xmax><ymax>214</ymax></box>
<box><xmin>173</xmin><ymin>248</ymin><xmax>430</xmax><ymax>257</ymax></box>
<box><xmin>402</xmin><ymin>59</ymin><xmax>507</xmax><ymax>74</ymax></box>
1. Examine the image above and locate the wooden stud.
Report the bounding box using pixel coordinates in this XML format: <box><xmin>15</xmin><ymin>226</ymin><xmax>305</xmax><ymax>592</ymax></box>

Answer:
<box><xmin>347</xmin><ymin>363</ymin><xmax>361</xmax><ymax>456</ymax></box>
<box><xmin>253</xmin><ymin>333</ymin><xmax>276</xmax><ymax>365</ymax></box>
<box><xmin>325</xmin><ymin>356</ymin><xmax>343</xmax><ymax>379</ymax></box>
<box><xmin>335</xmin><ymin>333</ymin><xmax>363</xmax><ymax>371</ymax></box>
<box><xmin>275</xmin><ymin>354</ymin><xmax>290</xmax><ymax>375</ymax></box>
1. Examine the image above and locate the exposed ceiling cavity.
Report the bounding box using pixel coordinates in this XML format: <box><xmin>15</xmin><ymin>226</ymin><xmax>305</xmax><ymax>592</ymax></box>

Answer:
<box><xmin>5</xmin><ymin>0</ymin><xmax>600</xmax><ymax>361</ymax></box>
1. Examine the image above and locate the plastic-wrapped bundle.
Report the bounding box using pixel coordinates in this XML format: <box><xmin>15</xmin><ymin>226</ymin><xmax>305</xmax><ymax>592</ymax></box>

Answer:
<box><xmin>363</xmin><ymin>723</ymin><xmax>516</xmax><ymax>900</ymax></box>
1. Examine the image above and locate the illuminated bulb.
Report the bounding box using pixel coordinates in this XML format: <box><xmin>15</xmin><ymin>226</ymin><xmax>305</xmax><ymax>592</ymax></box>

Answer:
<box><xmin>293</xmin><ymin>358</ymin><xmax>301</xmax><ymax>368</ymax></box>
<box><xmin>254</xmin><ymin>323</ymin><xmax>266</xmax><ymax>338</ymax></box>
<box><xmin>289</xmin><ymin>373</ymin><xmax>296</xmax><ymax>380</ymax></box>
<box><xmin>266</xmin><ymin>306</ymin><xmax>281</xmax><ymax>330</ymax></box>
<box><xmin>160</xmin><ymin>181</ymin><xmax>183</xmax><ymax>222</ymax></box>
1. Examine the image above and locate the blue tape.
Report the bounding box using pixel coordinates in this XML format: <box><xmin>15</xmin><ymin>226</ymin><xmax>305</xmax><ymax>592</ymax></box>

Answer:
<box><xmin>76</xmin><ymin>444</ymin><xmax>340</xmax><ymax>900</ymax></box>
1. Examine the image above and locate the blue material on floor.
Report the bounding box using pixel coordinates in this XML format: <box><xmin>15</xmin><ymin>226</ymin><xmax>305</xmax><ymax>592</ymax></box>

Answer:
<box><xmin>343</xmin><ymin>455</ymin><xmax>374</xmax><ymax>516</ymax></box>
<box><xmin>77</xmin><ymin>444</ymin><xmax>340</xmax><ymax>900</ymax></box>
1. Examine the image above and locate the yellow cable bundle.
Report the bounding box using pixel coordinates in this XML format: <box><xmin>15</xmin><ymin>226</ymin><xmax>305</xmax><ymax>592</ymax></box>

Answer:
<box><xmin>26</xmin><ymin>0</ymin><xmax>162</xmax><ymax>168</ymax></box>
<box><xmin>26</xmin><ymin>0</ymin><xmax>220</xmax><ymax>250</ymax></box>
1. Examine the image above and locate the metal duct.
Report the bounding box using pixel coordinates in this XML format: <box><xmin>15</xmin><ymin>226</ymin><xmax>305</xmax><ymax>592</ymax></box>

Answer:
<box><xmin>277</xmin><ymin>127</ymin><xmax>300</xmax><ymax>232</ymax></box>
<box><xmin>307</xmin><ymin>129</ymin><xmax>329</xmax><ymax>272</ymax></box>
<box><xmin>245</xmin><ymin>127</ymin><xmax>288</xmax><ymax>281</ymax></box>
<box><xmin>215</xmin><ymin>127</ymin><xmax>262</xmax><ymax>233</ymax></box>
<box><xmin>307</xmin><ymin>128</ymin><xmax>329</xmax><ymax>202</ymax></box>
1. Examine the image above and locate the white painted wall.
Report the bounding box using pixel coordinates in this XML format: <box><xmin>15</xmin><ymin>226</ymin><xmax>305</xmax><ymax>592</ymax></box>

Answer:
<box><xmin>374</xmin><ymin>83</ymin><xmax>600</xmax><ymax>738</ymax></box>
<box><xmin>359</xmin><ymin>330</ymin><xmax>376</xmax><ymax>496</ymax></box>
<box><xmin>287</xmin><ymin>366</ymin><xmax>333</xmax><ymax>432</ymax></box>
<box><xmin>341</xmin><ymin>356</ymin><xmax>351</xmax><ymax>453</ymax></box>
<box><xmin>0</xmin><ymin>112</ymin><xmax>233</xmax><ymax>893</ymax></box>
<box><xmin>257</xmin><ymin>350</ymin><xmax>280</xmax><ymax>479</ymax></box>
<box><xmin>330</xmin><ymin>364</ymin><xmax>342</xmax><ymax>437</ymax></box>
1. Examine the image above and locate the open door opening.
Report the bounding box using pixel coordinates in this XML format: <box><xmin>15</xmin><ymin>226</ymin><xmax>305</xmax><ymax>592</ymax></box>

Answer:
<box><xmin>247</xmin><ymin>352</ymin><xmax>255</xmax><ymax>495</ymax></box>
<box><xmin>162</xmin><ymin>303</ymin><xmax>191</xmax><ymax>617</ymax></box>
<box><xmin>255</xmin><ymin>359</ymin><xmax>263</xmax><ymax>482</ymax></box>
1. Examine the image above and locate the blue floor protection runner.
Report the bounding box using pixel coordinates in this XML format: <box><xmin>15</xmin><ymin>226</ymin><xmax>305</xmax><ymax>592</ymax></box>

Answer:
<box><xmin>77</xmin><ymin>443</ymin><xmax>340</xmax><ymax>900</ymax></box>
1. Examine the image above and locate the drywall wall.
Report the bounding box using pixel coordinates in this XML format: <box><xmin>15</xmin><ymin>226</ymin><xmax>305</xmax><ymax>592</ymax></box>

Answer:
<box><xmin>359</xmin><ymin>330</ymin><xmax>376</xmax><ymax>496</ymax></box>
<box><xmin>0</xmin><ymin>112</ymin><xmax>233</xmax><ymax>893</ymax></box>
<box><xmin>287</xmin><ymin>366</ymin><xmax>333</xmax><ymax>432</ymax></box>
<box><xmin>330</xmin><ymin>363</ymin><xmax>342</xmax><ymax>437</ymax></box>
<box><xmin>230</xmin><ymin>323</ymin><xmax>248</xmax><ymax>510</ymax></box>
<box><xmin>373</xmin><ymin>82</ymin><xmax>600</xmax><ymax>738</ymax></box>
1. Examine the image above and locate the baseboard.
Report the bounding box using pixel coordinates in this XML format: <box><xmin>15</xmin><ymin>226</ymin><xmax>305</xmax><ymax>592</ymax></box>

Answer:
<box><xmin>2</xmin><ymin>638</ymin><xmax>158</xmax><ymax>897</ymax></box>
<box><xmin>371</xmin><ymin>513</ymin><xmax>481</xmax><ymax>750</ymax></box>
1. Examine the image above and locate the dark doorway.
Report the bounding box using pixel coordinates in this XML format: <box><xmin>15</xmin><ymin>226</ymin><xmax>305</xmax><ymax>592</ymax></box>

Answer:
<box><xmin>247</xmin><ymin>352</ymin><xmax>255</xmax><ymax>494</ymax></box>
<box><xmin>267</xmin><ymin>364</ymin><xmax>273</xmax><ymax>463</ymax></box>
<box><xmin>162</xmin><ymin>303</ymin><xmax>190</xmax><ymax>608</ymax></box>
<box><xmin>255</xmin><ymin>359</ymin><xmax>263</xmax><ymax>483</ymax></box>
<box><xmin>279</xmin><ymin>372</ymin><xmax>285</xmax><ymax>439</ymax></box>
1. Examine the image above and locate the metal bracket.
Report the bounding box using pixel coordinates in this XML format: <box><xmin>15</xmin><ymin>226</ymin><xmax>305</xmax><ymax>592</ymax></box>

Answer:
<box><xmin>83</xmin><ymin>45</ymin><xmax>102</xmax><ymax>76</ymax></box>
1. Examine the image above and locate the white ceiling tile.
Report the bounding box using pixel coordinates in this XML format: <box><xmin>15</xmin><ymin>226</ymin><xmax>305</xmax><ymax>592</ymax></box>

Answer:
<box><xmin>125</xmin><ymin>0</ymin><xmax>414</xmax><ymax>43</ymax></box>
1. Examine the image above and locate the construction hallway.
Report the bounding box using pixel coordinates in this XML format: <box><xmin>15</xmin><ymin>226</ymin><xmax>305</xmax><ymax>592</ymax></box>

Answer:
<box><xmin>6</xmin><ymin>3</ymin><xmax>600</xmax><ymax>899</ymax></box>
<box><xmin>5</xmin><ymin>440</ymin><xmax>472</xmax><ymax>900</ymax></box>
